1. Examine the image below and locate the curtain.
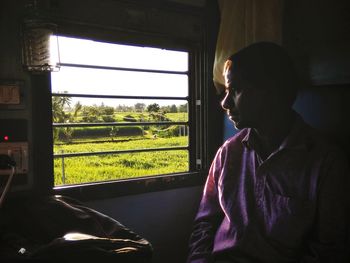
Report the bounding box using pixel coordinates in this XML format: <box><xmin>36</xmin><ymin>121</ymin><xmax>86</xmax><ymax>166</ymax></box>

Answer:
<box><xmin>213</xmin><ymin>0</ymin><xmax>284</xmax><ymax>91</ymax></box>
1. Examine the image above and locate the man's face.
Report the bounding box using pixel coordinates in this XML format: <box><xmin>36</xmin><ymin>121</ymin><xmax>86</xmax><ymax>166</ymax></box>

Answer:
<box><xmin>221</xmin><ymin>67</ymin><xmax>268</xmax><ymax>130</ymax></box>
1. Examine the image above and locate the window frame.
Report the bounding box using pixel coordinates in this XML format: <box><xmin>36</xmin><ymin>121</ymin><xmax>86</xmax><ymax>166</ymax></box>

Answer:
<box><xmin>46</xmin><ymin>33</ymin><xmax>207</xmax><ymax>200</ymax></box>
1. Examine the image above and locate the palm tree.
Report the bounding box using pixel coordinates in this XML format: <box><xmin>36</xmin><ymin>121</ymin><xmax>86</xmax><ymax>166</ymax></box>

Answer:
<box><xmin>52</xmin><ymin>93</ymin><xmax>73</xmax><ymax>142</ymax></box>
<box><xmin>52</xmin><ymin>94</ymin><xmax>72</xmax><ymax>123</ymax></box>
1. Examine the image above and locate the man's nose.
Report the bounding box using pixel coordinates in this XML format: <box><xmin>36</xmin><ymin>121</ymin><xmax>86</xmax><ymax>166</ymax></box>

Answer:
<box><xmin>221</xmin><ymin>91</ymin><xmax>234</xmax><ymax>111</ymax></box>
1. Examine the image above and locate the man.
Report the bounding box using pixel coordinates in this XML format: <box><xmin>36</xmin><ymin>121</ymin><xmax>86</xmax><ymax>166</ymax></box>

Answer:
<box><xmin>187</xmin><ymin>42</ymin><xmax>349</xmax><ymax>263</ymax></box>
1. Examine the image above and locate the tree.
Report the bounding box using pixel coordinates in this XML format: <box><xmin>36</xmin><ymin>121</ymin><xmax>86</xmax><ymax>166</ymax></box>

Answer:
<box><xmin>73</xmin><ymin>101</ymin><xmax>82</xmax><ymax>120</ymax></box>
<box><xmin>160</xmin><ymin>105</ymin><xmax>170</xmax><ymax>114</ymax></box>
<box><xmin>178</xmin><ymin>103</ymin><xmax>187</xmax><ymax>113</ymax></box>
<box><xmin>98</xmin><ymin>103</ymin><xmax>114</xmax><ymax>115</ymax></box>
<box><xmin>98</xmin><ymin>104</ymin><xmax>115</xmax><ymax>122</ymax></box>
<box><xmin>170</xmin><ymin>104</ymin><xmax>178</xmax><ymax>113</ymax></box>
<box><xmin>52</xmin><ymin>94</ymin><xmax>73</xmax><ymax>142</ymax></box>
<box><xmin>52</xmin><ymin>94</ymin><xmax>71</xmax><ymax>123</ymax></box>
<box><xmin>81</xmin><ymin>105</ymin><xmax>99</xmax><ymax>122</ymax></box>
<box><xmin>147</xmin><ymin>103</ymin><xmax>160</xmax><ymax>113</ymax></box>
<box><xmin>135</xmin><ymin>103</ymin><xmax>146</xmax><ymax>112</ymax></box>
<box><xmin>102</xmin><ymin>106</ymin><xmax>114</xmax><ymax>115</ymax></box>
<box><xmin>116</xmin><ymin>104</ymin><xmax>133</xmax><ymax>112</ymax></box>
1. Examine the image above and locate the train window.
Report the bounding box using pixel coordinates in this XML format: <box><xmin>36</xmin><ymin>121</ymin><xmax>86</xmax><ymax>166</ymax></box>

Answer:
<box><xmin>50</xmin><ymin>36</ymin><xmax>193</xmax><ymax>186</ymax></box>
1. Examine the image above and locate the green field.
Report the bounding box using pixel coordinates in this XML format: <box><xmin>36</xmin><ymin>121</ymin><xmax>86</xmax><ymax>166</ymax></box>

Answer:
<box><xmin>71</xmin><ymin>111</ymin><xmax>188</xmax><ymax>123</ymax></box>
<box><xmin>54</xmin><ymin>136</ymin><xmax>189</xmax><ymax>186</ymax></box>
<box><xmin>53</xmin><ymin>109</ymin><xmax>190</xmax><ymax>186</ymax></box>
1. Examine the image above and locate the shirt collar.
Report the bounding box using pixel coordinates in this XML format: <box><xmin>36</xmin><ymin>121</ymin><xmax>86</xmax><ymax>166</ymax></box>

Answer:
<box><xmin>241</xmin><ymin>113</ymin><xmax>312</xmax><ymax>152</ymax></box>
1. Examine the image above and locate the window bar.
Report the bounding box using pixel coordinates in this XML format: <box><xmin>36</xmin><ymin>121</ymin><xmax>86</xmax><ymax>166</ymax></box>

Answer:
<box><xmin>58</xmin><ymin>62</ymin><xmax>188</xmax><ymax>75</ymax></box>
<box><xmin>53</xmin><ymin>121</ymin><xmax>188</xmax><ymax>127</ymax></box>
<box><xmin>52</xmin><ymin>93</ymin><xmax>188</xmax><ymax>101</ymax></box>
<box><xmin>54</xmin><ymin>146</ymin><xmax>189</xmax><ymax>158</ymax></box>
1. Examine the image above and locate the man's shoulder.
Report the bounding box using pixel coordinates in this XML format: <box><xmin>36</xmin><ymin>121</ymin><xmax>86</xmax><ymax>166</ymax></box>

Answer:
<box><xmin>221</xmin><ymin>129</ymin><xmax>249</xmax><ymax>149</ymax></box>
<box><xmin>297</xmin><ymin>119</ymin><xmax>347</xmax><ymax>159</ymax></box>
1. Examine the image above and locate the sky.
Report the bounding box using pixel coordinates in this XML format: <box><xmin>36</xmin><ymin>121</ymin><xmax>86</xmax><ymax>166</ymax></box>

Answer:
<box><xmin>50</xmin><ymin>36</ymin><xmax>189</xmax><ymax>107</ymax></box>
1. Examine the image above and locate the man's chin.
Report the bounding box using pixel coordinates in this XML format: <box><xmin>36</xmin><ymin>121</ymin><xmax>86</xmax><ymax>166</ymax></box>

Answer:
<box><xmin>231</xmin><ymin>120</ymin><xmax>244</xmax><ymax>130</ymax></box>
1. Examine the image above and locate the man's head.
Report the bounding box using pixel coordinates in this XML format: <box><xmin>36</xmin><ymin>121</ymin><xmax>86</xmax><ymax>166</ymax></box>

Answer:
<box><xmin>221</xmin><ymin>42</ymin><xmax>298</xmax><ymax>130</ymax></box>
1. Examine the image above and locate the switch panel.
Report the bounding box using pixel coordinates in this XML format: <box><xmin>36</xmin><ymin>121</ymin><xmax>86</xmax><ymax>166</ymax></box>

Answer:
<box><xmin>0</xmin><ymin>84</ymin><xmax>20</xmax><ymax>104</ymax></box>
<box><xmin>0</xmin><ymin>142</ymin><xmax>28</xmax><ymax>175</ymax></box>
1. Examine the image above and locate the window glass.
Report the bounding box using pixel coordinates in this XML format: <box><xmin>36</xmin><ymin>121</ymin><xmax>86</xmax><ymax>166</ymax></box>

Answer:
<box><xmin>51</xmin><ymin>67</ymin><xmax>188</xmax><ymax>97</ymax></box>
<box><xmin>51</xmin><ymin>36</ymin><xmax>190</xmax><ymax>186</ymax></box>
<box><xmin>56</xmin><ymin>36</ymin><xmax>188</xmax><ymax>72</ymax></box>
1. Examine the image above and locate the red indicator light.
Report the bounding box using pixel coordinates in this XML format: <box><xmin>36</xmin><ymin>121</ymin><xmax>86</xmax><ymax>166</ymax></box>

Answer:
<box><xmin>4</xmin><ymin>135</ymin><xmax>9</xmax><ymax>141</ymax></box>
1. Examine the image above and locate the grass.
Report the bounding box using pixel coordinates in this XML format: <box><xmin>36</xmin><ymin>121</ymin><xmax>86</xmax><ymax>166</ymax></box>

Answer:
<box><xmin>53</xmin><ymin>136</ymin><xmax>189</xmax><ymax>186</ymax></box>
<box><xmin>54</xmin><ymin>136</ymin><xmax>187</xmax><ymax>153</ymax></box>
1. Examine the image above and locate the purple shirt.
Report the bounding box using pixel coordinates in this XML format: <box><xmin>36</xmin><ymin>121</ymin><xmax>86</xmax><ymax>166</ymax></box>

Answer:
<box><xmin>188</xmin><ymin>115</ymin><xmax>349</xmax><ymax>263</ymax></box>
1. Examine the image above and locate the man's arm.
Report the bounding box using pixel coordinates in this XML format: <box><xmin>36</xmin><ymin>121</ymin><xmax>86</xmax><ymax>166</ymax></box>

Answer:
<box><xmin>301</xmin><ymin>150</ymin><xmax>349</xmax><ymax>262</ymax></box>
<box><xmin>187</xmin><ymin>150</ymin><xmax>225</xmax><ymax>263</ymax></box>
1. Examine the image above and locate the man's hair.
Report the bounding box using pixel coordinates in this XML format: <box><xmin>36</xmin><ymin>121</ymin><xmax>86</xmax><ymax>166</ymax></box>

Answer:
<box><xmin>224</xmin><ymin>42</ymin><xmax>298</xmax><ymax>106</ymax></box>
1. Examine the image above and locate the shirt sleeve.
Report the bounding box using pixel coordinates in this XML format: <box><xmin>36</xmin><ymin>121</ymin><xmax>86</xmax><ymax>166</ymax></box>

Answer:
<box><xmin>301</xmin><ymin>150</ymin><xmax>350</xmax><ymax>263</ymax></box>
<box><xmin>187</xmin><ymin>148</ymin><xmax>225</xmax><ymax>263</ymax></box>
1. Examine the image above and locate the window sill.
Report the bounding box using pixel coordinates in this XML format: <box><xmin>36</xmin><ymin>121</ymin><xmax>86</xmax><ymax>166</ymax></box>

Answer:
<box><xmin>52</xmin><ymin>171</ymin><xmax>206</xmax><ymax>201</ymax></box>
